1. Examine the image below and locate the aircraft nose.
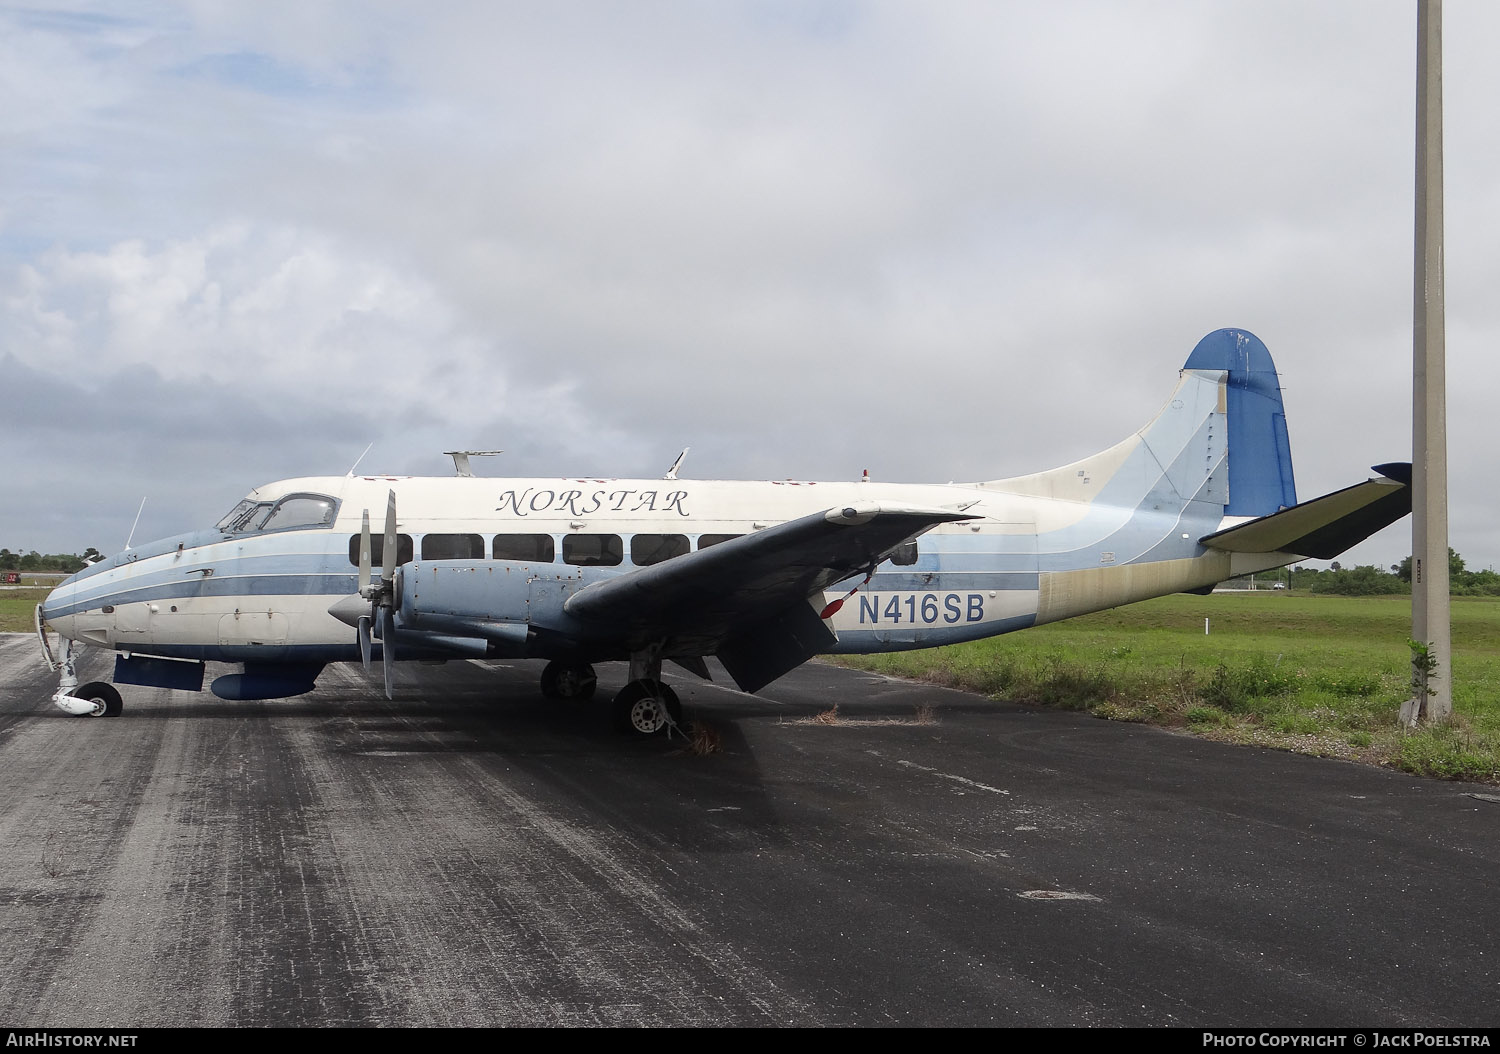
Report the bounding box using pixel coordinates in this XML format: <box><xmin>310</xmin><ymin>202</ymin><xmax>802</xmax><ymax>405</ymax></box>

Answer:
<box><xmin>39</xmin><ymin>581</ymin><xmax>62</xmax><ymax>619</ymax></box>
<box><xmin>37</xmin><ymin>573</ymin><xmax>88</xmax><ymax>642</ymax></box>
<box><xmin>38</xmin><ymin>586</ymin><xmax>67</xmax><ymax>636</ymax></box>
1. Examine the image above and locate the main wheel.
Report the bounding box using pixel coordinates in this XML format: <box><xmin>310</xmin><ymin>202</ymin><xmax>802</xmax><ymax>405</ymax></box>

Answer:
<box><xmin>612</xmin><ymin>680</ymin><xmax>682</xmax><ymax>736</ymax></box>
<box><xmin>73</xmin><ymin>681</ymin><xmax>123</xmax><ymax>718</ymax></box>
<box><xmin>540</xmin><ymin>661</ymin><xmax>597</xmax><ymax>701</ymax></box>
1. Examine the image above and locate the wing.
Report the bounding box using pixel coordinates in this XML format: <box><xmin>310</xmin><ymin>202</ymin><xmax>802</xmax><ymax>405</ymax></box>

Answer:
<box><xmin>1199</xmin><ymin>463</ymin><xmax>1411</xmax><ymax>560</ymax></box>
<box><xmin>562</xmin><ymin>502</ymin><xmax>979</xmax><ymax>692</ymax></box>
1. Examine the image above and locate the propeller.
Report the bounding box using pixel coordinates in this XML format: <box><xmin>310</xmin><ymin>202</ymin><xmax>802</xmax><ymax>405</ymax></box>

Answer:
<box><xmin>356</xmin><ymin>509</ymin><xmax>373</xmax><ymax>668</ymax></box>
<box><xmin>354</xmin><ymin>490</ymin><xmax>401</xmax><ymax>697</ymax></box>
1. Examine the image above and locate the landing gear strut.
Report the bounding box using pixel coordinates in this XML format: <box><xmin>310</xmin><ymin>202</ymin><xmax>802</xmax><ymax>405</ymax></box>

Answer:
<box><xmin>39</xmin><ymin>630</ymin><xmax>124</xmax><ymax>717</ymax></box>
<box><xmin>610</xmin><ymin>645</ymin><xmax>684</xmax><ymax>736</ymax></box>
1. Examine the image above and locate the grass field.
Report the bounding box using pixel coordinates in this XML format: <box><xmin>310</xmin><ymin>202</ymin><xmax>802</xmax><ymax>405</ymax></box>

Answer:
<box><xmin>7</xmin><ymin>586</ymin><xmax>1497</xmax><ymax>783</ymax></box>
<box><xmin>839</xmin><ymin>592</ymin><xmax>1500</xmax><ymax>784</ymax></box>
<box><xmin>0</xmin><ymin>588</ymin><xmax>48</xmax><ymax>634</ymax></box>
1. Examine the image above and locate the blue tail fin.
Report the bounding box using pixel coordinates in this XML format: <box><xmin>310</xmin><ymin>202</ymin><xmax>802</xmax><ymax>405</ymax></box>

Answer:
<box><xmin>1183</xmin><ymin>329</ymin><xmax>1297</xmax><ymax>516</ymax></box>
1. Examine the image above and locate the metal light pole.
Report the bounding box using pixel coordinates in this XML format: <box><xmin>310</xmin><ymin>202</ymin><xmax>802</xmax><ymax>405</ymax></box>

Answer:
<box><xmin>1411</xmin><ymin>0</ymin><xmax>1451</xmax><ymax>721</ymax></box>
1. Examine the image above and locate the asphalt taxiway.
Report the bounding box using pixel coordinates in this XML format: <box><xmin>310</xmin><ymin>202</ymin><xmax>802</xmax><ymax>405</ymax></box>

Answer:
<box><xmin>0</xmin><ymin>633</ymin><xmax>1496</xmax><ymax>1027</ymax></box>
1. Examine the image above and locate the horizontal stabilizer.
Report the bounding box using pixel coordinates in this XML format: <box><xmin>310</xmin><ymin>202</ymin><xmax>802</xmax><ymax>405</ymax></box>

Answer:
<box><xmin>1199</xmin><ymin>464</ymin><xmax>1411</xmax><ymax>561</ymax></box>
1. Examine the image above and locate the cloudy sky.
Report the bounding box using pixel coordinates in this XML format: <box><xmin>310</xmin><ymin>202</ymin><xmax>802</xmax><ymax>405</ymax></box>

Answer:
<box><xmin>3</xmin><ymin>1</ymin><xmax>1495</xmax><ymax>572</ymax></box>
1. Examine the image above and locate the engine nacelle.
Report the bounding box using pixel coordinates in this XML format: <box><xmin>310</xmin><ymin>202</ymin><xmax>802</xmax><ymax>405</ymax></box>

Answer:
<box><xmin>396</xmin><ymin>559</ymin><xmax>582</xmax><ymax>651</ymax></box>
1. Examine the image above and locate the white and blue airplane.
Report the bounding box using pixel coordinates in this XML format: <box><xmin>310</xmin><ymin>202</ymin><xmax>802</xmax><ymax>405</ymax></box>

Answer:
<box><xmin>36</xmin><ymin>329</ymin><xmax>1410</xmax><ymax>735</ymax></box>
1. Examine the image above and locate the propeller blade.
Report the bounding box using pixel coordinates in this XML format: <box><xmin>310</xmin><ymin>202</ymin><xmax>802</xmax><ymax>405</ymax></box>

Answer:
<box><xmin>381</xmin><ymin>489</ymin><xmax>397</xmax><ymax>585</ymax></box>
<box><xmin>378</xmin><ymin>604</ymin><xmax>396</xmax><ymax>699</ymax></box>
<box><xmin>357</xmin><ymin>509</ymin><xmax>372</xmax><ymax>597</ymax></box>
<box><xmin>357</xmin><ymin>614</ymin><xmax>372</xmax><ymax>670</ymax></box>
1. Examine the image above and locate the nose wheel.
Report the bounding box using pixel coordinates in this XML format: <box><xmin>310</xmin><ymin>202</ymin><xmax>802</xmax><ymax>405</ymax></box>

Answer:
<box><xmin>612</xmin><ymin>680</ymin><xmax>682</xmax><ymax>736</ymax></box>
<box><xmin>72</xmin><ymin>681</ymin><xmax>123</xmax><ymax>718</ymax></box>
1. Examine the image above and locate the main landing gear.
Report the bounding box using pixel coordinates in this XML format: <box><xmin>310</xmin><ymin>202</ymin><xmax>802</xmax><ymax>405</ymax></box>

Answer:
<box><xmin>539</xmin><ymin>652</ymin><xmax>685</xmax><ymax>737</ymax></box>
<box><xmin>540</xmin><ymin>660</ymin><xmax>597</xmax><ymax>701</ymax></box>
<box><xmin>612</xmin><ymin>679</ymin><xmax>682</xmax><ymax>736</ymax></box>
<box><xmin>612</xmin><ymin>646</ymin><xmax>684</xmax><ymax>737</ymax></box>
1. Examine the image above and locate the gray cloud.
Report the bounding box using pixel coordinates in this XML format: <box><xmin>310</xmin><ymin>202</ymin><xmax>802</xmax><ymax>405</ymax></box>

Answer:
<box><xmin>2</xmin><ymin>1</ymin><xmax>1495</xmax><ymax>571</ymax></box>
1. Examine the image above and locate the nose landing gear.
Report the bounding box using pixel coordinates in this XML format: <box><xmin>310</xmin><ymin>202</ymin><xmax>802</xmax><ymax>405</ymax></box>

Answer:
<box><xmin>71</xmin><ymin>681</ymin><xmax>123</xmax><ymax>717</ymax></box>
<box><xmin>38</xmin><ymin>618</ymin><xmax>125</xmax><ymax>717</ymax></box>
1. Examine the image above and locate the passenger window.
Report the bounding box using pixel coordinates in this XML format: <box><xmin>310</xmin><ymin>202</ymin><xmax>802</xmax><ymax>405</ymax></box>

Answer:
<box><xmin>493</xmin><ymin>534</ymin><xmax>555</xmax><ymax>562</ymax></box>
<box><xmin>562</xmin><ymin>534</ymin><xmax>622</xmax><ymax>567</ymax></box>
<box><xmin>421</xmin><ymin>533</ymin><xmax>483</xmax><ymax>560</ymax></box>
<box><xmin>697</xmin><ymin>534</ymin><xmax>744</xmax><ymax>550</ymax></box>
<box><xmin>259</xmin><ymin>495</ymin><xmax>338</xmax><ymax>532</ymax></box>
<box><xmin>349</xmin><ymin>534</ymin><xmax>414</xmax><ymax>567</ymax></box>
<box><xmin>889</xmin><ymin>542</ymin><xmax>918</xmax><ymax>566</ymax></box>
<box><xmin>631</xmin><ymin>534</ymin><xmax>689</xmax><ymax>566</ymax></box>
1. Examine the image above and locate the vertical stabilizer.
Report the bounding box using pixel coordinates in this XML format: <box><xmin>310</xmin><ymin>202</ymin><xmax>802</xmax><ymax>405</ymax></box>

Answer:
<box><xmin>1183</xmin><ymin>329</ymin><xmax>1296</xmax><ymax>516</ymax></box>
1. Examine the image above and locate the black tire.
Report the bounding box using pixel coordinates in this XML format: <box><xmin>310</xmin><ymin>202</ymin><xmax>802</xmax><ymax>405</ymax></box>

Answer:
<box><xmin>73</xmin><ymin>681</ymin><xmax>123</xmax><ymax>718</ymax></box>
<box><xmin>540</xmin><ymin>661</ymin><xmax>597</xmax><ymax>701</ymax></box>
<box><xmin>612</xmin><ymin>680</ymin><xmax>682</xmax><ymax>736</ymax></box>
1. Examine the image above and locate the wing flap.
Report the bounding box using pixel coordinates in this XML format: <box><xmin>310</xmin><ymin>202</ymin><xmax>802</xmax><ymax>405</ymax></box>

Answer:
<box><xmin>1199</xmin><ymin>464</ymin><xmax>1411</xmax><ymax>560</ymax></box>
<box><xmin>716</xmin><ymin>598</ymin><xmax>838</xmax><ymax>694</ymax></box>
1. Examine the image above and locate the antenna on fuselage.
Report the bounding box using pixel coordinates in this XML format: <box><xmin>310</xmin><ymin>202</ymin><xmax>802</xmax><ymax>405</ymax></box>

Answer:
<box><xmin>445</xmin><ymin>450</ymin><xmax>504</xmax><ymax>477</ymax></box>
<box><xmin>663</xmin><ymin>447</ymin><xmax>689</xmax><ymax>480</ymax></box>
<box><xmin>346</xmin><ymin>442</ymin><xmax>375</xmax><ymax>478</ymax></box>
<box><xmin>123</xmin><ymin>497</ymin><xmax>147</xmax><ymax>551</ymax></box>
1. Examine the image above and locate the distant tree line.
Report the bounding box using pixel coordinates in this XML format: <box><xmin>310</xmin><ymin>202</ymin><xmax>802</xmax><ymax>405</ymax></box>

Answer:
<box><xmin>1231</xmin><ymin>549</ymin><xmax>1500</xmax><ymax>597</ymax></box>
<box><xmin>0</xmin><ymin>548</ymin><xmax>100</xmax><ymax>572</ymax></box>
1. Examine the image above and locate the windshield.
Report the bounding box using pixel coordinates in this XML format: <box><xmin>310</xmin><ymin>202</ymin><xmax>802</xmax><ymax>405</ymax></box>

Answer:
<box><xmin>217</xmin><ymin>493</ymin><xmax>338</xmax><ymax>535</ymax></box>
<box><xmin>259</xmin><ymin>495</ymin><xmax>338</xmax><ymax>531</ymax></box>
<box><xmin>216</xmin><ymin>500</ymin><xmax>271</xmax><ymax>533</ymax></box>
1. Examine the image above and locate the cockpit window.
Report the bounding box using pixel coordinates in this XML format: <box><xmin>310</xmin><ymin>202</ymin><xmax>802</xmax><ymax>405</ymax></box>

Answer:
<box><xmin>217</xmin><ymin>500</ymin><xmax>272</xmax><ymax>533</ymax></box>
<box><xmin>218</xmin><ymin>494</ymin><xmax>339</xmax><ymax>535</ymax></box>
<box><xmin>259</xmin><ymin>495</ymin><xmax>338</xmax><ymax>532</ymax></box>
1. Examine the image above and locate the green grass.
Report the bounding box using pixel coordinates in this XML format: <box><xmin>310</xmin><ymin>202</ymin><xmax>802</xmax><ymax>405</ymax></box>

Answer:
<box><xmin>0</xmin><ymin>588</ymin><xmax>48</xmax><ymax>633</ymax></box>
<box><xmin>839</xmin><ymin>593</ymin><xmax>1500</xmax><ymax>785</ymax></box>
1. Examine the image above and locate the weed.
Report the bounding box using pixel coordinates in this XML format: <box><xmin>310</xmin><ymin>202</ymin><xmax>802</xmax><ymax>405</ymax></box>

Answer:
<box><xmin>1308</xmin><ymin>671</ymin><xmax>1383</xmax><ymax>697</ymax></box>
<box><xmin>1266</xmin><ymin>711</ymin><xmax>1321</xmax><ymax>736</ymax></box>
<box><xmin>682</xmin><ymin>722</ymin><xmax>722</xmax><ymax>756</ymax></box>
<box><xmin>1034</xmin><ymin>659</ymin><xmax>1116</xmax><ymax>709</ymax></box>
